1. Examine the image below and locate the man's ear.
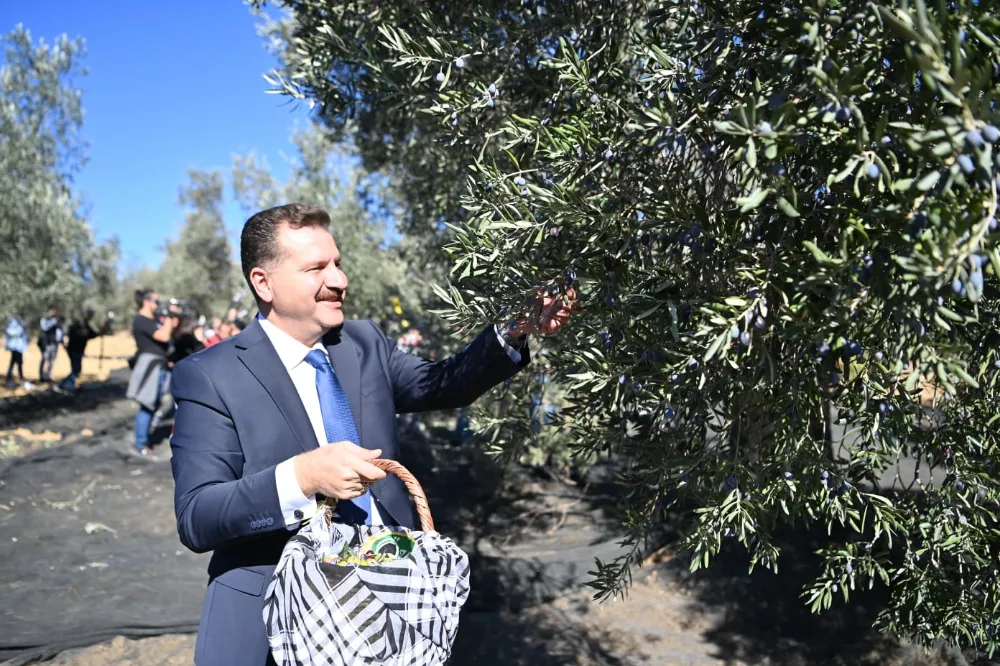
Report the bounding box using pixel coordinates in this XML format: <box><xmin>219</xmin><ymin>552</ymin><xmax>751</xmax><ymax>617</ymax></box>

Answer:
<box><xmin>249</xmin><ymin>267</ymin><xmax>274</xmax><ymax>304</ymax></box>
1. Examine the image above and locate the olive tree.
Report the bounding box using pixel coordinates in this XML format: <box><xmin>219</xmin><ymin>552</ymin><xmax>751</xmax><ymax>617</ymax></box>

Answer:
<box><xmin>259</xmin><ymin>0</ymin><xmax>1000</xmax><ymax>652</ymax></box>
<box><xmin>0</xmin><ymin>25</ymin><xmax>119</xmax><ymax>322</ymax></box>
<box><xmin>158</xmin><ymin>169</ymin><xmax>236</xmax><ymax>317</ymax></box>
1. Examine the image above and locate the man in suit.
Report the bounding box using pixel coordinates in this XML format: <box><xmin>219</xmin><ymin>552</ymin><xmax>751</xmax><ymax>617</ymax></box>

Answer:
<box><xmin>169</xmin><ymin>203</ymin><xmax>574</xmax><ymax>665</ymax></box>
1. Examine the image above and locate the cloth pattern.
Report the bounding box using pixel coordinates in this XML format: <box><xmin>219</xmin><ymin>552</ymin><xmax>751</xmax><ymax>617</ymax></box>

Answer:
<box><xmin>264</xmin><ymin>517</ymin><xmax>470</xmax><ymax>666</ymax></box>
<box><xmin>305</xmin><ymin>349</ymin><xmax>371</xmax><ymax>524</ymax></box>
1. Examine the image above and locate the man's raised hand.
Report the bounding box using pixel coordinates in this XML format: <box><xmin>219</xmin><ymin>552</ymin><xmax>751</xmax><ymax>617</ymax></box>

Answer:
<box><xmin>508</xmin><ymin>286</ymin><xmax>578</xmax><ymax>337</ymax></box>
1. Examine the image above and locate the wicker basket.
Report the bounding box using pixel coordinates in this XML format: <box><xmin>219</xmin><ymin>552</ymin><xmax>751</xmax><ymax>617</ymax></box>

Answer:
<box><xmin>264</xmin><ymin>459</ymin><xmax>469</xmax><ymax>666</ymax></box>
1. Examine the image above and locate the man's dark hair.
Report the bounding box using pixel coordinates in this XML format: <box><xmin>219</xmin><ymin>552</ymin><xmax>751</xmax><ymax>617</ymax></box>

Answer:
<box><xmin>240</xmin><ymin>203</ymin><xmax>331</xmax><ymax>300</ymax></box>
<box><xmin>134</xmin><ymin>288</ymin><xmax>155</xmax><ymax>310</ymax></box>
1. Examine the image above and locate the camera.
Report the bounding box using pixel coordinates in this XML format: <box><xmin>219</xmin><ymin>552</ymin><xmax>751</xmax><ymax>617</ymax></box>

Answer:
<box><xmin>100</xmin><ymin>310</ymin><xmax>116</xmax><ymax>334</ymax></box>
<box><xmin>155</xmin><ymin>297</ymin><xmax>194</xmax><ymax>320</ymax></box>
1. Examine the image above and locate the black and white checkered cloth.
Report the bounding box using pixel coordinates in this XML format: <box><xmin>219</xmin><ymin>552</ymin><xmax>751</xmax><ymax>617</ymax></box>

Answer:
<box><xmin>264</xmin><ymin>517</ymin><xmax>470</xmax><ymax>666</ymax></box>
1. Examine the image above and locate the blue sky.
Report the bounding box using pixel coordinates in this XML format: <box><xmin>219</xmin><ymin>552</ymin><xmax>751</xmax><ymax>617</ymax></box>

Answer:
<box><xmin>3</xmin><ymin>0</ymin><xmax>314</xmax><ymax>269</ymax></box>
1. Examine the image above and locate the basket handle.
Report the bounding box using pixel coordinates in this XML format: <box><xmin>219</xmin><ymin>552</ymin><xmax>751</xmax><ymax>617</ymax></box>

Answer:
<box><xmin>321</xmin><ymin>458</ymin><xmax>434</xmax><ymax>532</ymax></box>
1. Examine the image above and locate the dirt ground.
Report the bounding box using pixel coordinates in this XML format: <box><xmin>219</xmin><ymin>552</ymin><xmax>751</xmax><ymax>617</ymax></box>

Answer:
<box><xmin>1</xmin><ymin>332</ymin><xmax>134</xmax><ymax>398</ymax></box>
<box><xmin>42</xmin><ymin>636</ymin><xmax>194</xmax><ymax>666</ymax></box>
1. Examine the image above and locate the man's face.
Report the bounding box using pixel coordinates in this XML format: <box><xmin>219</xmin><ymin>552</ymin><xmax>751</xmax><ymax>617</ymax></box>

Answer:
<box><xmin>253</xmin><ymin>223</ymin><xmax>348</xmax><ymax>339</ymax></box>
<box><xmin>145</xmin><ymin>293</ymin><xmax>159</xmax><ymax>314</ymax></box>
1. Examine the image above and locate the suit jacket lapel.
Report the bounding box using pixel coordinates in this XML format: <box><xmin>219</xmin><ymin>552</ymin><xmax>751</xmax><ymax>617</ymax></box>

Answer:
<box><xmin>324</xmin><ymin>328</ymin><xmax>364</xmax><ymax>448</ymax></box>
<box><xmin>236</xmin><ymin>319</ymin><xmax>320</xmax><ymax>454</ymax></box>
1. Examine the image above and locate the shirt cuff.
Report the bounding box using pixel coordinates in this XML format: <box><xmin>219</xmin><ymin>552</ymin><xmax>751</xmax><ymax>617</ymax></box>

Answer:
<box><xmin>275</xmin><ymin>459</ymin><xmax>317</xmax><ymax>529</ymax></box>
<box><xmin>493</xmin><ymin>323</ymin><xmax>524</xmax><ymax>364</ymax></box>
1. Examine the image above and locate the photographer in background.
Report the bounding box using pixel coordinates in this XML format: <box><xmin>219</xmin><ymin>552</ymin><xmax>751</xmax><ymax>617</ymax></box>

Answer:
<box><xmin>125</xmin><ymin>288</ymin><xmax>173</xmax><ymax>457</ymax></box>
<box><xmin>56</xmin><ymin>309</ymin><xmax>112</xmax><ymax>395</ymax></box>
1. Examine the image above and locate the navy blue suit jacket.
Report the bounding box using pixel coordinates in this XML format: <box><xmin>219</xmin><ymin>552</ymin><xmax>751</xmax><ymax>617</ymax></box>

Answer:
<box><xmin>169</xmin><ymin>317</ymin><xmax>528</xmax><ymax>665</ymax></box>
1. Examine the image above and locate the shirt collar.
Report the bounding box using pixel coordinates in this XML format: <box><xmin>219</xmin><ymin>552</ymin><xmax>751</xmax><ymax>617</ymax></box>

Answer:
<box><xmin>256</xmin><ymin>313</ymin><xmax>327</xmax><ymax>371</ymax></box>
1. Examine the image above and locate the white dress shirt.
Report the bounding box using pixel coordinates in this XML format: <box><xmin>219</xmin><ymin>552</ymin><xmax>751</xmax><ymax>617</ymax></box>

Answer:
<box><xmin>259</xmin><ymin>315</ymin><xmax>384</xmax><ymax>529</ymax></box>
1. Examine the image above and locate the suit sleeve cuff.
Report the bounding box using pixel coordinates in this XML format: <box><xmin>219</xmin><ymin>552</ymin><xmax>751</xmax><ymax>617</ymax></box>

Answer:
<box><xmin>275</xmin><ymin>459</ymin><xmax>317</xmax><ymax>529</ymax></box>
<box><xmin>494</xmin><ymin>323</ymin><xmax>525</xmax><ymax>364</ymax></box>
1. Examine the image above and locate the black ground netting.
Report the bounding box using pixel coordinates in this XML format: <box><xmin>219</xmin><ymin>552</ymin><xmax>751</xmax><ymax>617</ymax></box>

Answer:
<box><xmin>0</xmin><ymin>423</ymin><xmax>209</xmax><ymax>665</ymax></box>
<box><xmin>0</xmin><ymin>399</ymin><xmax>631</xmax><ymax>664</ymax></box>
<box><xmin>0</xmin><ymin>370</ymin><xmax>133</xmax><ymax>431</ymax></box>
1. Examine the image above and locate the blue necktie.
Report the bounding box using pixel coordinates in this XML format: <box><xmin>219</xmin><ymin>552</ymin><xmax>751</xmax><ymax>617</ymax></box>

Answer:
<box><xmin>304</xmin><ymin>349</ymin><xmax>371</xmax><ymax>525</ymax></box>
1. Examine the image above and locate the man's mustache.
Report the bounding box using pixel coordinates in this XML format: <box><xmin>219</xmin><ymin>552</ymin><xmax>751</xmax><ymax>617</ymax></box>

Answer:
<box><xmin>317</xmin><ymin>288</ymin><xmax>344</xmax><ymax>302</ymax></box>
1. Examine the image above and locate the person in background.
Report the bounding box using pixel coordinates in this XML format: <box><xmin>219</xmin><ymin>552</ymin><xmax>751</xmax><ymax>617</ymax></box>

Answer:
<box><xmin>152</xmin><ymin>310</ymin><xmax>204</xmax><ymax>430</ymax></box>
<box><xmin>226</xmin><ymin>306</ymin><xmax>248</xmax><ymax>332</ymax></box>
<box><xmin>57</xmin><ymin>309</ymin><xmax>110</xmax><ymax>394</ymax></box>
<box><xmin>4</xmin><ymin>315</ymin><xmax>28</xmax><ymax>388</ymax></box>
<box><xmin>168</xmin><ymin>313</ymin><xmax>205</xmax><ymax>365</ymax></box>
<box><xmin>202</xmin><ymin>316</ymin><xmax>223</xmax><ymax>348</ymax></box>
<box><xmin>396</xmin><ymin>327</ymin><xmax>426</xmax><ymax>433</ymax></box>
<box><xmin>155</xmin><ymin>308</ymin><xmax>184</xmax><ymax>419</ymax></box>
<box><xmin>395</xmin><ymin>327</ymin><xmax>424</xmax><ymax>355</ymax></box>
<box><xmin>193</xmin><ymin>316</ymin><xmax>206</xmax><ymax>345</ymax></box>
<box><xmin>125</xmin><ymin>288</ymin><xmax>173</xmax><ymax>457</ymax></box>
<box><xmin>216</xmin><ymin>320</ymin><xmax>236</xmax><ymax>343</ymax></box>
<box><xmin>37</xmin><ymin>306</ymin><xmax>63</xmax><ymax>383</ymax></box>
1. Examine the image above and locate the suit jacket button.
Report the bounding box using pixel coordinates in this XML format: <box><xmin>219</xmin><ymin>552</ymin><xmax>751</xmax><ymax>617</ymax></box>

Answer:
<box><xmin>293</xmin><ymin>510</ymin><xmax>304</xmax><ymax>521</ymax></box>
<box><xmin>266</xmin><ymin>517</ymin><xmax>274</xmax><ymax>526</ymax></box>
<box><xmin>250</xmin><ymin>520</ymin><xmax>258</xmax><ymax>530</ymax></box>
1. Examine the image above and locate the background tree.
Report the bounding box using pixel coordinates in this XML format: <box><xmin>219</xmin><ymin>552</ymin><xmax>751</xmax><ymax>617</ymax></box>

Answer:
<box><xmin>78</xmin><ymin>236</ymin><xmax>125</xmax><ymax>326</ymax></box>
<box><xmin>0</xmin><ymin>25</ymin><xmax>120</xmax><ymax>324</ymax></box>
<box><xmin>158</xmin><ymin>169</ymin><xmax>235</xmax><ymax>317</ymax></box>
<box><xmin>232</xmin><ymin>124</ymin><xmax>419</xmax><ymax>326</ymax></box>
<box><xmin>259</xmin><ymin>0</ymin><xmax>1000</xmax><ymax>653</ymax></box>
